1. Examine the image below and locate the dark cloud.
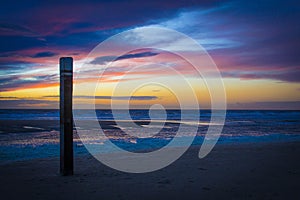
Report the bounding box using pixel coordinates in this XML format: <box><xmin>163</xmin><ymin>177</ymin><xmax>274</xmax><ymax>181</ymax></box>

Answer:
<box><xmin>90</xmin><ymin>55</ymin><xmax>118</xmax><ymax>65</ymax></box>
<box><xmin>42</xmin><ymin>95</ymin><xmax>59</xmax><ymax>98</ymax></box>
<box><xmin>259</xmin><ymin>71</ymin><xmax>300</xmax><ymax>83</ymax></box>
<box><xmin>0</xmin><ymin>99</ymin><xmax>58</xmax><ymax>109</ymax></box>
<box><xmin>75</xmin><ymin>95</ymin><xmax>158</xmax><ymax>100</ymax></box>
<box><xmin>41</xmin><ymin>95</ymin><xmax>158</xmax><ymax>100</ymax></box>
<box><xmin>90</xmin><ymin>51</ymin><xmax>159</xmax><ymax>65</ymax></box>
<box><xmin>0</xmin><ymin>74</ymin><xmax>57</xmax><ymax>92</ymax></box>
<box><xmin>228</xmin><ymin>101</ymin><xmax>300</xmax><ymax>110</ymax></box>
<box><xmin>31</xmin><ymin>51</ymin><xmax>58</xmax><ymax>58</ymax></box>
<box><xmin>222</xmin><ymin>69</ymin><xmax>300</xmax><ymax>83</ymax></box>
<box><xmin>117</xmin><ymin>51</ymin><xmax>159</xmax><ymax>60</ymax></box>
<box><xmin>0</xmin><ymin>94</ymin><xmax>158</xmax><ymax>109</ymax></box>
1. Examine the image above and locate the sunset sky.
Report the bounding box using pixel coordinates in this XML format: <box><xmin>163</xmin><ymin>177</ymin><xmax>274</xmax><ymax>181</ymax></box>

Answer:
<box><xmin>0</xmin><ymin>0</ymin><xmax>299</xmax><ymax>109</ymax></box>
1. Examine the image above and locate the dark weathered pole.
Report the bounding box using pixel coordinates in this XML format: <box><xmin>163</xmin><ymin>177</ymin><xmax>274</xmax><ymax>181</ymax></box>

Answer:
<box><xmin>60</xmin><ymin>57</ymin><xmax>73</xmax><ymax>176</ymax></box>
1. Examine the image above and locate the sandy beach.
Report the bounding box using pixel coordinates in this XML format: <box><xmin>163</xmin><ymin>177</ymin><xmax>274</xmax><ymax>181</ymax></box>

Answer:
<box><xmin>1</xmin><ymin>141</ymin><xmax>299</xmax><ymax>200</ymax></box>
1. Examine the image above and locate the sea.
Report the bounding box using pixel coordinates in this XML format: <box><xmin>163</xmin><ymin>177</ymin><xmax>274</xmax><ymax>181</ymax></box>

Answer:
<box><xmin>0</xmin><ymin>109</ymin><xmax>299</xmax><ymax>163</ymax></box>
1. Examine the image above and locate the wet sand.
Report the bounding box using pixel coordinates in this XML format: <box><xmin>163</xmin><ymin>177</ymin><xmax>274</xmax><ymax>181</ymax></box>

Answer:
<box><xmin>0</xmin><ymin>141</ymin><xmax>299</xmax><ymax>200</ymax></box>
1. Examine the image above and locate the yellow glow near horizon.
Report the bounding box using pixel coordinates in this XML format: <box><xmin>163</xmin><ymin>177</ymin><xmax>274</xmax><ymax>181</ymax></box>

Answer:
<box><xmin>0</xmin><ymin>77</ymin><xmax>299</xmax><ymax>109</ymax></box>
<box><xmin>0</xmin><ymin>86</ymin><xmax>59</xmax><ymax>99</ymax></box>
<box><xmin>224</xmin><ymin>78</ymin><xmax>300</xmax><ymax>103</ymax></box>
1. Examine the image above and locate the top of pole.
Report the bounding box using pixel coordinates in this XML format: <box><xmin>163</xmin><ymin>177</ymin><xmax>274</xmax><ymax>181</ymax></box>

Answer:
<box><xmin>60</xmin><ymin>57</ymin><xmax>73</xmax><ymax>72</ymax></box>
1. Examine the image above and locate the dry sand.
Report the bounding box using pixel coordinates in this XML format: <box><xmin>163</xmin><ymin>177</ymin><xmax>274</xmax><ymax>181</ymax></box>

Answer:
<box><xmin>0</xmin><ymin>142</ymin><xmax>299</xmax><ymax>200</ymax></box>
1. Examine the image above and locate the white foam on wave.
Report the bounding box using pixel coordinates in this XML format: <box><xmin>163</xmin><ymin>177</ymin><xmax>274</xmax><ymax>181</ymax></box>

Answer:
<box><xmin>106</xmin><ymin>119</ymin><xmax>222</xmax><ymax>126</ymax></box>
<box><xmin>23</xmin><ymin>126</ymin><xmax>45</xmax><ymax>130</ymax></box>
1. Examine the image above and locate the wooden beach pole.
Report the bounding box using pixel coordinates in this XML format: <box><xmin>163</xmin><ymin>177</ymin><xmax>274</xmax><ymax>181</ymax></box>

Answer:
<box><xmin>60</xmin><ymin>57</ymin><xmax>74</xmax><ymax>176</ymax></box>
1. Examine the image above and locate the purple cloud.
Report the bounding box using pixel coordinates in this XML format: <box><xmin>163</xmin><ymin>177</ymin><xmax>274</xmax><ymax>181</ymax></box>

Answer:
<box><xmin>31</xmin><ymin>51</ymin><xmax>58</xmax><ymax>58</ymax></box>
<box><xmin>90</xmin><ymin>51</ymin><xmax>159</xmax><ymax>65</ymax></box>
<box><xmin>0</xmin><ymin>0</ymin><xmax>299</xmax><ymax>96</ymax></box>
